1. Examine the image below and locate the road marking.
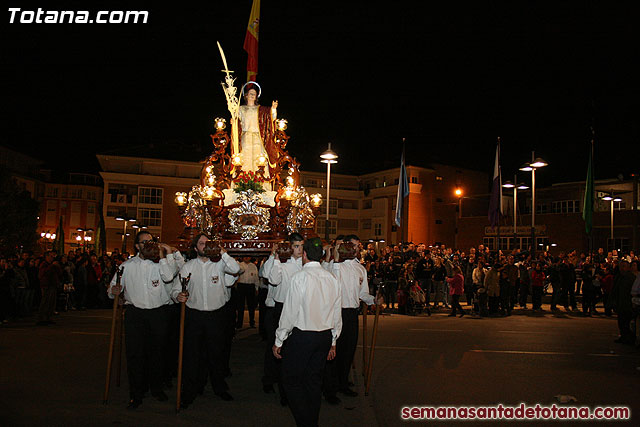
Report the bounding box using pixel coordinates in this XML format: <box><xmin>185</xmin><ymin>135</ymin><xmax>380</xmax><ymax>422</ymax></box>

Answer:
<box><xmin>469</xmin><ymin>350</ymin><xmax>572</xmax><ymax>355</ymax></box>
<box><xmin>357</xmin><ymin>345</ymin><xmax>432</xmax><ymax>351</ymax></box>
<box><xmin>74</xmin><ymin>315</ymin><xmax>112</xmax><ymax>319</ymax></box>
<box><xmin>497</xmin><ymin>331</ymin><xmax>619</xmax><ymax>339</ymax></box>
<box><xmin>356</xmin><ymin>346</ymin><xmax>639</xmax><ymax>359</ymax></box>
<box><xmin>409</xmin><ymin>329</ymin><xmax>463</xmax><ymax>332</ymax></box>
<box><xmin>71</xmin><ymin>331</ymin><xmax>110</xmax><ymax>336</ymax></box>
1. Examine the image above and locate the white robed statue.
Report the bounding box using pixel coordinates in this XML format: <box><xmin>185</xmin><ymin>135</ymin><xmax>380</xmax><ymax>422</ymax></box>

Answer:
<box><xmin>237</xmin><ymin>82</ymin><xmax>278</xmax><ymax>177</ymax></box>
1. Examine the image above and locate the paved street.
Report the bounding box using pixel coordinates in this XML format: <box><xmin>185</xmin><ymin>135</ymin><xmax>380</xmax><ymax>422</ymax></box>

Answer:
<box><xmin>1</xmin><ymin>306</ymin><xmax>638</xmax><ymax>426</ymax></box>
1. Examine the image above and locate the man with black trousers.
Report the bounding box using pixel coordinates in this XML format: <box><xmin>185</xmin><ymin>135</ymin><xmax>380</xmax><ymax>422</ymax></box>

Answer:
<box><xmin>108</xmin><ymin>231</ymin><xmax>181</xmax><ymax>410</ymax></box>
<box><xmin>324</xmin><ymin>242</ymin><xmax>378</xmax><ymax>404</ymax></box>
<box><xmin>259</xmin><ymin>251</ymin><xmax>278</xmax><ymax>393</ymax></box>
<box><xmin>273</xmin><ymin>237</ymin><xmax>342</xmax><ymax>427</ymax></box>
<box><xmin>173</xmin><ymin>233</ymin><xmax>240</xmax><ymax>407</ymax></box>
<box><xmin>267</xmin><ymin>232</ymin><xmax>304</xmax><ymax>406</ymax></box>
<box><xmin>236</xmin><ymin>256</ymin><xmax>260</xmax><ymax>328</ymax></box>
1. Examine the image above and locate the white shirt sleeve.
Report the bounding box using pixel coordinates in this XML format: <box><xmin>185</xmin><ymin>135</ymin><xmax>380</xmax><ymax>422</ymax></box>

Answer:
<box><xmin>159</xmin><ymin>252</ymin><xmax>181</xmax><ymax>283</ymax></box>
<box><xmin>222</xmin><ymin>252</ymin><xmax>241</xmax><ymax>275</ymax></box>
<box><xmin>275</xmin><ymin>275</ymin><xmax>302</xmax><ymax>347</ymax></box>
<box><xmin>107</xmin><ymin>269</ymin><xmax>121</xmax><ymax>299</ymax></box>
<box><xmin>322</xmin><ymin>259</ymin><xmax>334</xmax><ymax>273</ymax></box>
<box><xmin>331</xmin><ymin>278</ymin><xmax>343</xmax><ymax>346</ymax></box>
<box><xmin>260</xmin><ymin>254</ymin><xmax>275</xmax><ymax>279</ymax></box>
<box><xmin>107</xmin><ymin>263</ymin><xmax>128</xmax><ymax>299</ymax></box>
<box><xmin>268</xmin><ymin>259</ymin><xmax>284</xmax><ymax>285</ymax></box>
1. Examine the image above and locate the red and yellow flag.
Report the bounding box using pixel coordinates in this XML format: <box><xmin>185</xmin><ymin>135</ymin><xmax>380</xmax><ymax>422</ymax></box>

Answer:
<box><xmin>243</xmin><ymin>0</ymin><xmax>260</xmax><ymax>83</ymax></box>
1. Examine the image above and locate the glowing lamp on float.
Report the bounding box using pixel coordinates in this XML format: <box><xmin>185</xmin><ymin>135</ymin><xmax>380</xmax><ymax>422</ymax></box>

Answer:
<box><xmin>276</xmin><ymin>119</ymin><xmax>288</xmax><ymax>131</ymax></box>
<box><xmin>214</xmin><ymin>117</ymin><xmax>227</xmax><ymax>131</ymax></box>
<box><xmin>175</xmin><ymin>192</ymin><xmax>187</xmax><ymax>207</ymax></box>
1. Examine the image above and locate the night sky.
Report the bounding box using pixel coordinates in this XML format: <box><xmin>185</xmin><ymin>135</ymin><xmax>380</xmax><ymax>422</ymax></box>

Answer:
<box><xmin>3</xmin><ymin>1</ymin><xmax>638</xmax><ymax>187</ymax></box>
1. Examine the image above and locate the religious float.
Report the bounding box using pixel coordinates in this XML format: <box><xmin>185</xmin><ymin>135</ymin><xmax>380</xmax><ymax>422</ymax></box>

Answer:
<box><xmin>172</xmin><ymin>44</ymin><xmax>324</xmax><ymax>257</ymax></box>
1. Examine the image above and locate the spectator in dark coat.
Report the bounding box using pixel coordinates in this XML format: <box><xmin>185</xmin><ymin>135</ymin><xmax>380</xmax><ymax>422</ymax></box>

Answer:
<box><xmin>609</xmin><ymin>260</ymin><xmax>635</xmax><ymax>344</ymax></box>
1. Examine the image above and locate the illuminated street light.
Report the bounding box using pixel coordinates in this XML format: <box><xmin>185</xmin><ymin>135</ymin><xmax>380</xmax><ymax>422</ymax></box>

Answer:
<box><xmin>115</xmin><ymin>217</ymin><xmax>136</xmax><ymax>252</ymax></box>
<box><xmin>320</xmin><ymin>142</ymin><xmax>338</xmax><ymax>241</ymax></box>
<box><xmin>519</xmin><ymin>153</ymin><xmax>548</xmax><ymax>256</ymax></box>
<box><xmin>503</xmin><ymin>176</ymin><xmax>529</xmax><ymax>250</ymax></box>
<box><xmin>601</xmin><ymin>192</ymin><xmax>623</xmax><ymax>242</ymax></box>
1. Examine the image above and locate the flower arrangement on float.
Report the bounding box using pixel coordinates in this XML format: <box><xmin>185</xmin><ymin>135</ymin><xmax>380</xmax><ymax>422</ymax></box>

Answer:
<box><xmin>233</xmin><ymin>171</ymin><xmax>265</xmax><ymax>194</ymax></box>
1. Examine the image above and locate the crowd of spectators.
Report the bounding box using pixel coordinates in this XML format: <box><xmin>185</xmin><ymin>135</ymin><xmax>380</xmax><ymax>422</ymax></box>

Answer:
<box><xmin>1</xmin><ymin>241</ymin><xmax>639</xmax><ymax>347</ymax></box>
<box><xmin>0</xmin><ymin>248</ymin><xmax>130</xmax><ymax>325</ymax></box>
<box><xmin>361</xmin><ymin>241</ymin><xmax>640</xmax><ymax>346</ymax></box>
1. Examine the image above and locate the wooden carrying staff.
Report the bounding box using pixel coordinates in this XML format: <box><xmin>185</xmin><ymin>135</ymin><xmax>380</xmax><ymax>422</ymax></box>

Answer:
<box><xmin>103</xmin><ymin>266</ymin><xmax>124</xmax><ymax>404</ymax></box>
<box><xmin>114</xmin><ymin>301</ymin><xmax>124</xmax><ymax>387</ymax></box>
<box><xmin>362</xmin><ymin>301</ymin><xmax>368</xmax><ymax>376</ymax></box>
<box><xmin>176</xmin><ymin>273</ymin><xmax>191</xmax><ymax>413</ymax></box>
<box><xmin>364</xmin><ymin>293</ymin><xmax>382</xmax><ymax>396</ymax></box>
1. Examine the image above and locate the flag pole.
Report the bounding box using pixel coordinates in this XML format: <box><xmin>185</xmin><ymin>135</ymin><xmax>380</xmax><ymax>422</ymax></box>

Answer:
<box><xmin>589</xmin><ymin>130</ymin><xmax>595</xmax><ymax>260</ymax></box>
<box><xmin>496</xmin><ymin>137</ymin><xmax>501</xmax><ymax>256</ymax></box>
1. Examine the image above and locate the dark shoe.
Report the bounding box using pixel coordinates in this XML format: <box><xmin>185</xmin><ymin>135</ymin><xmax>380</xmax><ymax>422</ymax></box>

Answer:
<box><xmin>459</xmin><ymin>311</ymin><xmax>465</xmax><ymax>318</ymax></box>
<box><xmin>250</xmin><ymin>324</ymin><xmax>256</xmax><ymax>328</ymax></box>
<box><xmin>215</xmin><ymin>391</ymin><xmax>234</xmax><ymax>401</ymax></box>
<box><xmin>152</xmin><ymin>391</ymin><xmax>168</xmax><ymax>401</ymax></box>
<box><xmin>338</xmin><ymin>388</ymin><xmax>358</xmax><ymax>397</ymax></box>
<box><xmin>325</xmin><ymin>395</ymin><xmax>341</xmax><ymax>405</ymax></box>
<box><xmin>127</xmin><ymin>398</ymin><xmax>142</xmax><ymax>410</ymax></box>
<box><xmin>263</xmin><ymin>384</ymin><xmax>275</xmax><ymax>394</ymax></box>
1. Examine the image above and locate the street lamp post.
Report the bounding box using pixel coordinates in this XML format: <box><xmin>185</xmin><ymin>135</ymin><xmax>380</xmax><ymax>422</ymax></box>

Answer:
<box><xmin>115</xmin><ymin>217</ymin><xmax>136</xmax><ymax>253</ymax></box>
<box><xmin>602</xmin><ymin>193</ymin><xmax>623</xmax><ymax>246</ymax></box>
<box><xmin>40</xmin><ymin>232</ymin><xmax>56</xmax><ymax>250</ymax></box>
<box><xmin>320</xmin><ymin>143</ymin><xmax>338</xmax><ymax>242</ymax></box>
<box><xmin>519</xmin><ymin>153</ymin><xmax>548</xmax><ymax>258</ymax></box>
<box><xmin>76</xmin><ymin>228</ymin><xmax>94</xmax><ymax>252</ymax></box>
<box><xmin>503</xmin><ymin>176</ymin><xmax>529</xmax><ymax>251</ymax></box>
<box><xmin>454</xmin><ymin>188</ymin><xmax>463</xmax><ymax>249</ymax></box>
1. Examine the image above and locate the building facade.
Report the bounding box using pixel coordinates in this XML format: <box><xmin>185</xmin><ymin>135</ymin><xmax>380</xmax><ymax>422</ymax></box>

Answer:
<box><xmin>97</xmin><ymin>153</ymin><xmax>489</xmax><ymax>251</ymax></box>
<box><xmin>97</xmin><ymin>154</ymin><xmax>202</xmax><ymax>254</ymax></box>
<box><xmin>458</xmin><ymin>178</ymin><xmax>640</xmax><ymax>255</ymax></box>
<box><xmin>2</xmin><ymin>146</ymin><xmax>104</xmax><ymax>254</ymax></box>
<box><xmin>38</xmin><ymin>173</ymin><xmax>103</xmax><ymax>252</ymax></box>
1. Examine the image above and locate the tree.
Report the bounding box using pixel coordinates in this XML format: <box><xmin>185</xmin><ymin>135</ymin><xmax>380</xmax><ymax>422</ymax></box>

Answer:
<box><xmin>0</xmin><ymin>170</ymin><xmax>40</xmax><ymax>256</ymax></box>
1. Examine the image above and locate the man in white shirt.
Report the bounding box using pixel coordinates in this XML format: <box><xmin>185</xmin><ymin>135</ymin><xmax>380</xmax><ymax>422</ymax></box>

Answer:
<box><xmin>173</xmin><ymin>233</ymin><xmax>240</xmax><ymax>407</ymax></box>
<box><xmin>259</xmin><ymin>251</ymin><xmax>278</xmax><ymax>394</ymax></box>
<box><xmin>236</xmin><ymin>256</ymin><xmax>260</xmax><ymax>328</ymax></box>
<box><xmin>273</xmin><ymin>237</ymin><xmax>342</xmax><ymax>427</ymax></box>
<box><xmin>257</xmin><ymin>261</ymin><xmax>270</xmax><ymax>339</ymax></box>
<box><xmin>268</xmin><ymin>233</ymin><xmax>304</xmax><ymax>405</ymax></box>
<box><xmin>325</xmin><ymin>242</ymin><xmax>377</xmax><ymax>402</ymax></box>
<box><xmin>108</xmin><ymin>231</ymin><xmax>182</xmax><ymax>410</ymax></box>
